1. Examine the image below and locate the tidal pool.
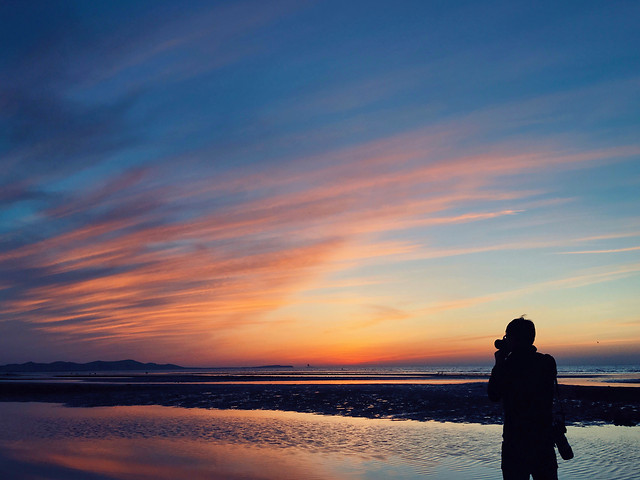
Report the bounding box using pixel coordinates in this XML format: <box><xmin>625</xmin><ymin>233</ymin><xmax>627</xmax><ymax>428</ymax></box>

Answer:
<box><xmin>0</xmin><ymin>402</ymin><xmax>638</xmax><ymax>479</ymax></box>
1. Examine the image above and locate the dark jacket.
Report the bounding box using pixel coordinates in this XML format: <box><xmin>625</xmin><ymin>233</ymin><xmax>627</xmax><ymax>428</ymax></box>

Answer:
<box><xmin>488</xmin><ymin>346</ymin><xmax>557</xmax><ymax>449</ymax></box>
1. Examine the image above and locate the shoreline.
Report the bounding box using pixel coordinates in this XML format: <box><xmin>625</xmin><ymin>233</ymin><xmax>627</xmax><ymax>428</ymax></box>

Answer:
<box><xmin>1</xmin><ymin>380</ymin><xmax>638</xmax><ymax>426</ymax></box>
<box><xmin>3</xmin><ymin>371</ymin><xmax>637</xmax><ymax>387</ymax></box>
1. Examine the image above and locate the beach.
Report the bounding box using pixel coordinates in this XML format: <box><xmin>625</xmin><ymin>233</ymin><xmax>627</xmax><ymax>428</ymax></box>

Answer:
<box><xmin>4</xmin><ymin>1</ymin><xmax>639</xmax><ymax>478</ymax></box>
<box><xmin>1</xmin><ymin>370</ymin><xmax>639</xmax><ymax>479</ymax></box>
<box><xmin>1</xmin><ymin>370</ymin><xmax>639</xmax><ymax>426</ymax></box>
<box><xmin>1</xmin><ymin>402</ymin><xmax>639</xmax><ymax>480</ymax></box>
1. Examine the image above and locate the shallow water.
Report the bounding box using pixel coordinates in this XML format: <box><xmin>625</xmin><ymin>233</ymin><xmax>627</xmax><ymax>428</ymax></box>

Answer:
<box><xmin>0</xmin><ymin>403</ymin><xmax>638</xmax><ymax>479</ymax></box>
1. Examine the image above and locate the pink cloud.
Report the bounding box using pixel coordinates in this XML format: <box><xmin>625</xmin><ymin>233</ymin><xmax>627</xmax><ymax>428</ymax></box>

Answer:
<box><xmin>2</xmin><ymin>120</ymin><xmax>637</xmax><ymax>362</ymax></box>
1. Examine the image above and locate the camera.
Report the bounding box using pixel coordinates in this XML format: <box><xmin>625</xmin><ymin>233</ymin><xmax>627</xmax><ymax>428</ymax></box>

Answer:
<box><xmin>553</xmin><ymin>421</ymin><xmax>574</xmax><ymax>460</ymax></box>
<box><xmin>494</xmin><ymin>335</ymin><xmax>509</xmax><ymax>352</ymax></box>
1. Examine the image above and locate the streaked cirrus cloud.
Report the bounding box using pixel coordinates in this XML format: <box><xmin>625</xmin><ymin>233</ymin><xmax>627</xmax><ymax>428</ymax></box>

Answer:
<box><xmin>1</xmin><ymin>0</ymin><xmax>638</xmax><ymax>364</ymax></box>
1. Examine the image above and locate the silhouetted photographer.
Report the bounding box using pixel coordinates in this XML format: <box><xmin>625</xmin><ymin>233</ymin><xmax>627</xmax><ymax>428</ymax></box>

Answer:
<box><xmin>489</xmin><ymin>317</ymin><xmax>571</xmax><ymax>480</ymax></box>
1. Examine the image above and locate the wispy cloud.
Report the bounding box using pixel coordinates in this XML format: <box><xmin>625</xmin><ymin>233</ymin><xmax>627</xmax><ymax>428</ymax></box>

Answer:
<box><xmin>559</xmin><ymin>246</ymin><xmax>640</xmax><ymax>254</ymax></box>
<box><xmin>2</xmin><ymin>1</ymin><xmax>638</xmax><ymax>363</ymax></box>
<box><xmin>0</xmin><ymin>0</ymin><xmax>306</xmax><ymax>187</ymax></box>
<box><xmin>410</xmin><ymin>263</ymin><xmax>640</xmax><ymax>316</ymax></box>
<box><xmin>2</xmin><ymin>122</ymin><xmax>634</xmax><ymax>357</ymax></box>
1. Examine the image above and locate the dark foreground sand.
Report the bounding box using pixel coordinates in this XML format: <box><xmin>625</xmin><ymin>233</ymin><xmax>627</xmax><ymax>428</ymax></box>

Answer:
<box><xmin>1</xmin><ymin>380</ymin><xmax>638</xmax><ymax>426</ymax></box>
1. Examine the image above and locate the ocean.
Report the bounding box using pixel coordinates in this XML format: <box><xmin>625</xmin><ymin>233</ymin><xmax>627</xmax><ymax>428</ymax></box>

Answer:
<box><xmin>10</xmin><ymin>364</ymin><xmax>639</xmax><ymax>386</ymax></box>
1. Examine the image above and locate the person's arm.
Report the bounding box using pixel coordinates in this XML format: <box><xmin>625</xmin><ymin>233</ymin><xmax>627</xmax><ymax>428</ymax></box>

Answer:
<box><xmin>545</xmin><ymin>353</ymin><xmax>557</xmax><ymax>394</ymax></box>
<box><xmin>488</xmin><ymin>349</ymin><xmax>507</xmax><ymax>402</ymax></box>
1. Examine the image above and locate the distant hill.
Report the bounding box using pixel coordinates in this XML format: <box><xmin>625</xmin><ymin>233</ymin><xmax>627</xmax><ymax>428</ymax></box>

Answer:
<box><xmin>0</xmin><ymin>359</ymin><xmax>185</xmax><ymax>373</ymax></box>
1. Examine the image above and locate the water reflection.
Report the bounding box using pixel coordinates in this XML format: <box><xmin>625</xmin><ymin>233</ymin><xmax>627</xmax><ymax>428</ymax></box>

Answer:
<box><xmin>0</xmin><ymin>403</ymin><xmax>638</xmax><ymax>479</ymax></box>
<box><xmin>2</xmin><ymin>438</ymin><xmax>355</xmax><ymax>480</ymax></box>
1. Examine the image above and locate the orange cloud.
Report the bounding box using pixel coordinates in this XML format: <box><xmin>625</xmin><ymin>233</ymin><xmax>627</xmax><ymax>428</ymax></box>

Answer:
<box><xmin>2</xmin><ymin>122</ymin><xmax>637</xmax><ymax>364</ymax></box>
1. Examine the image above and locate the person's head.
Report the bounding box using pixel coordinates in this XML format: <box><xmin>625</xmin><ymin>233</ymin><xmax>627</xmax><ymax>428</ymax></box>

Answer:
<box><xmin>505</xmin><ymin>316</ymin><xmax>535</xmax><ymax>350</ymax></box>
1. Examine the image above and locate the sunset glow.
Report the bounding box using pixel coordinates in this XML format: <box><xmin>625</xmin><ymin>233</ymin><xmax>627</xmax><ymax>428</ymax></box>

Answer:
<box><xmin>1</xmin><ymin>1</ymin><xmax>639</xmax><ymax>366</ymax></box>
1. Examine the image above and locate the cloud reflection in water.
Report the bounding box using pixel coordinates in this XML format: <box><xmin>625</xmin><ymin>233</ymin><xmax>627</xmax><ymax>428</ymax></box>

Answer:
<box><xmin>0</xmin><ymin>403</ymin><xmax>638</xmax><ymax>480</ymax></box>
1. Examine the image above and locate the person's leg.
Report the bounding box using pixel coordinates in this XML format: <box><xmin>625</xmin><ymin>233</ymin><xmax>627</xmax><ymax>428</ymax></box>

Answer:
<box><xmin>531</xmin><ymin>445</ymin><xmax>558</xmax><ymax>480</ymax></box>
<box><xmin>502</xmin><ymin>465</ymin><xmax>531</xmax><ymax>480</ymax></box>
<box><xmin>501</xmin><ymin>442</ymin><xmax>531</xmax><ymax>480</ymax></box>
<box><xmin>531</xmin><ymin>468</ymin><xmax>557</xmax><ymax>480</ymax></box>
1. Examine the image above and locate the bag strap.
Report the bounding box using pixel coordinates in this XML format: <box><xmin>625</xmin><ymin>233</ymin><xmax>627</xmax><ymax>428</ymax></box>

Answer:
<box><xmin>554</xmin><ymin>377</ymin><xmax>566</xmax><ymax>423</ymax></box>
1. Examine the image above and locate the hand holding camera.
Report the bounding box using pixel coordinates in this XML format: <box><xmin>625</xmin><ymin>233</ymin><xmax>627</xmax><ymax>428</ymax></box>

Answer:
<box><xmin>494</xmin><ymin>335</ymin><xmax>509</xmax><ymax>363</ymax></box>
<box><xmin>494</xmin><ymin>335</ymin><xmax>509</xmax><ymax>352</ymax></box>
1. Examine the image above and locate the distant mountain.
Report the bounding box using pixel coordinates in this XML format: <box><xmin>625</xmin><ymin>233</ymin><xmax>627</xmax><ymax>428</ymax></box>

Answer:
<box><xmin>0</xmin><ymin>359</ymin><xmax>185</xmax><ymax>373</ymax></box>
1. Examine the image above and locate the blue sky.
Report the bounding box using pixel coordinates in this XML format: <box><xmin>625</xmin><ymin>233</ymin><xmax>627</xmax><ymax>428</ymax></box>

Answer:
<box><xmin>1</xmin><ymin>0</ymin><xmax>639</xmax><ymax>365</ymax></box>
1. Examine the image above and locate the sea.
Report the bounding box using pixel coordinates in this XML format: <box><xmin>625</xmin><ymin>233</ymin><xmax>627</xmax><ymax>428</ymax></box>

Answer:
<box><xmin>8</xmin><ymin>364</ymin><xmax>639</xmax><ymax>386</ymax></box>
<box><xmin>1</xmin><ymin>365</ymin><xmax>638</xmax><ymax>479</ymax></box>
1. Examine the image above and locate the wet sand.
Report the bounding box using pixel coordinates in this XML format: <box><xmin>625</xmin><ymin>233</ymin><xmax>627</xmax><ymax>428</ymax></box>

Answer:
<box><xmin>1</xmin><ymin>379</ymin><xmax>638</xmax><ymax>426</ymax></box>
<box><xmin>3</xmin><ymin>402</ymin><xmax>639</xmax><ymax>480</ymax></box>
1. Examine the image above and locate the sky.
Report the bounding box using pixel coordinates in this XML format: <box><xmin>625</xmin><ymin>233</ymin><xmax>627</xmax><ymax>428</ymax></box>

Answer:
<box><xmin>1</xmin><ymin>0</ymin><xmax>639</xmax><ymax>367</ymax></box>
